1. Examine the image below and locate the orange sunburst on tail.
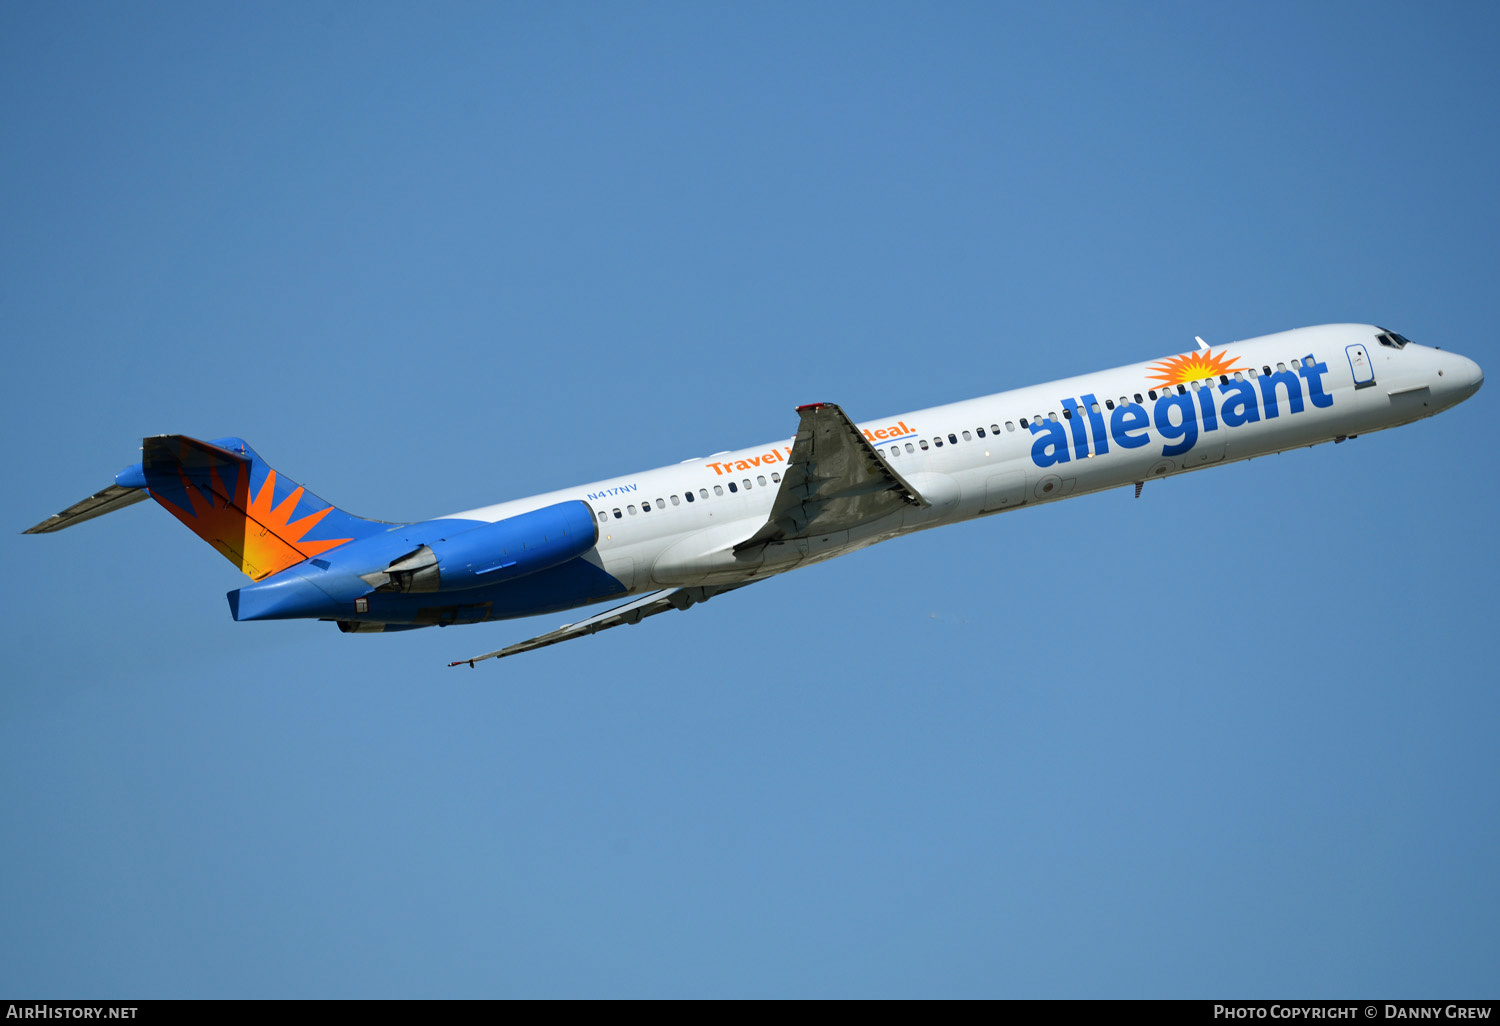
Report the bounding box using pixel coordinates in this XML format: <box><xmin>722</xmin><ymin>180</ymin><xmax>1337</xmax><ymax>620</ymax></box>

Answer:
<box><xmin>1146</xmin><ymin>348</ymin><xmax>1243</xmax><ymax>390</ymax></box>
<box><xmin>153</xmin><ymin>462</ymin><xmax>353</xmax><ymax>581</ymax></box>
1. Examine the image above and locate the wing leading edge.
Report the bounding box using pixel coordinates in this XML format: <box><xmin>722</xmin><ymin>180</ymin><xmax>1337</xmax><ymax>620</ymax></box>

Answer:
<box><xmin>449</xmin><ymin>583</ymin><xmax>756</xmax><ymax>667</ymax></box>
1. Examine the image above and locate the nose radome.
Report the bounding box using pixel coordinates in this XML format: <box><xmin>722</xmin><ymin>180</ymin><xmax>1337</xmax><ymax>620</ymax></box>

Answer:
<box><xmin>1461</xmin><ymin>355</ymin><xmax>1483</xmax><ymax>393</ymax></box>
<box><xmin>1447</xmin><ymin>353</ymin><xmax>1483</xmax><ymax>400</ymax></box>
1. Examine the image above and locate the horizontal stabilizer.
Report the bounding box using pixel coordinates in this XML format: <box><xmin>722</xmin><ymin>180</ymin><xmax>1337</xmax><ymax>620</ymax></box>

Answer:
<box><xmin>450</xmin><ymin>582</ymin><xmax>754</xmax><ymax>666</ymax></box>
<box><xmin>27</xmin><ymin>435</ymin><xmax>393</xmax><ymax>579</ymax></box>
<box><xmin>24</xmin><ymin>483</ymin><xmax>149</xmax><ymax>534</ymax></box>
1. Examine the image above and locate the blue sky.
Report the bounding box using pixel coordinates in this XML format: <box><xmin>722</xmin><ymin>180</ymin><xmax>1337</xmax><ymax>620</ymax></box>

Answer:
<box><xmin>2</xmin><ymin>1</ymin><xmax>1496</xmax><ymax>998</ymax></box>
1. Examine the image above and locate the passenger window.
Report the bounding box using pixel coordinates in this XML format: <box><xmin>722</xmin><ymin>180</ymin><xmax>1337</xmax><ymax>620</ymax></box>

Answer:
<box><xmin>1177</xmin><ymin>384</ymin><xmax>1186</xmax><ymax>395</ymax></box>
<box><xmin>963</xmin><ymin>430</ymin><xmax>972</xmax><ymax>441</ymax></box>
<box><xmin>976</xmin><ymin>427</ymin><xmax>985</xmax><ymax>438</ymax></box>
<box><xmin>934</xmin><ymin>437</ymin><xmax>943</xmax><ymax>447</ymax></box>
<box><xmin>1134</xmin><ymin>393</ymin><xmax>1143</xmax><ymax>403</ymax></box>
<box><xmin>948</xmin><ymin>433</ymin><xmax>958</xmax><ymax>444</ymax></box>
<box><xmin>772</xmin><ymin>472</ymin><xmax>781</xmax><ymax>483</ymax></box>
<box><xmin>1105</xmin><ymin>399</ymin><xmax>1115</xmax><ymax>410</ymax></box>
<box><xmin>613</xmin><ymin>509</ymin><xmax>622</xmax><ymax>519</ymax></box>
<box><xmin>905</xmin><ymin>442</ymin><xmax>915</xmax><ymax>452</ymax></box>
<box><xmin>1291</xmin><ymin>359</ymin><xmax>1301</xmax><ymax>369</ymax></box>
<box><xmin>684</xmin><ymin>491</ymin><xmax>695</xmax><ymax>503</ymax></box>
<box><xmin>1148</xmin><ymin>390</ymin><xmax>1157</xmax><ymax>400</ymax></box>
<box><xmin>1233</xmin><ymin>372</ymin><xmax>1244</xmax><ymax>382</ymax></box>
<box><xmin>656</xmin><ymin>498</ymin><xmax>665</xmax><ymax>509</ymax></box>
<box><xmin>1006</xmin><ymin>421</ymin><xmax>1015</xmax><ymax>431</ymax></box>
<box><xmin>1091</xmin><ymin>402</ymin><xmax>1101</xmax><ymax>413</ymax></box>
<box><xmin>1220</xmin><ymin>375</ymin><xmax>1229</xmax><ymax>385</ymax></box>
<box><xmin>713</xmin><ymin>485</ymin><xmax>723</xmax><ymax>496</ymax></box>
<box><xmin>628</xmin><ymin>505</ymin><xmax>637</xmax><ymax>515</ymax></box>
<box><xmin>757</xmin><ymin>475</ymin><xmax>766</xmax><ymax>486</ymax></box>
<box><xmin>1262</xmin><ymin>365</ymin><xmax>1271</xmax><ymax>375</ymax></box>
<box><xmin>919</xmin><ymin>439</ymin><xmax>929</xmax><ymax>450</ymax></box>
<box><xmin>742</xmin><ymin>479</ymin><xmax>751</xmax><ymax>490</ymax></box>
<box><xmin>890</xmin><ymin>447</ymin><xmax>900</xmax><ymax>457</ymax></box>
<box><xmin>699</xmin><ymin>488</ymin><xmax>709</xmax><ymax>499</ymax></box>
<box><xmin>598</xmin><ymin>511</ymin><xmax>608</xmax><ymax>524</ymax></box>
<box><xmin>671</xmin><ymin>495</ymin><xmax>680</xmax><ymax>506</ymax></box>
<box><xmin>1062</xmin><ymin>408</ymin><xmax>1072</xmax><ymax>419</ymax></box>
<box><xmin>640</xmin><ymin>501</ymin><xmax>650</xmax><ymax>513</ymax></box>
<box><xmin>727</xmin><ymin>482</ymin><xmax>738</xmax><ymax>493</ymax></box>
<box><xmin>1276</xmin><ymin>362</ymin><xmax>1286</xmax><ymax>372</ymax></box>
<box><xmin>1249</xmin><ymin>368</ymin><xmax>1258</xmax><ymax>378</ymax></box>
<box><xmin>1019</xmin><ymin>418</ymin><xmax>1028</xmax><ymax>429</ymax></box>
<box><xmin>991</xmin><ymin>423</ymin><xmax>1002</xmax><ymax>434</ymax></box>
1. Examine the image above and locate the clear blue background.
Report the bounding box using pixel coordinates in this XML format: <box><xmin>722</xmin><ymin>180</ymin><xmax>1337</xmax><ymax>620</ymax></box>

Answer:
<box><xmin>3</xmin><ymin>1</ymin><xmax>1495</xmax><ymax>998</ymax></box>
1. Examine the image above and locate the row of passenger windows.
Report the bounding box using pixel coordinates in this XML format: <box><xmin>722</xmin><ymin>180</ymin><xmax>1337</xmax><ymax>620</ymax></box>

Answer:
<box><xmin>597</xmin><ymin>472</ymin><xmax>785</xmax><ymax>522</ymax></box>
<box><xmin>1094</xmin><ymin>360</ymin><xmax>1305</xmax><ymax>416</ymax></box>
<box><xmin>605</xmin><ymin>356</ymin><xmax>1309</xmax><ymax>516</ymax></box>
<box><xmin>884</xmin><ymin>425</ymin><xmax>1007</xmax><ymax>459</ymax></box>
<box><xmin>882</xmin><ymin>357</ymin><xmax>1307</xmax><ymax>456</ymax></box>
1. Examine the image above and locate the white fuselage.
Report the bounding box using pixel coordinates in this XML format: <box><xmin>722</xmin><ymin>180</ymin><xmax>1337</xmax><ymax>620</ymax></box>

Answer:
<box><xmin>447</xmin><ymin>324</ymin><xmax>1482</xmax><ymax>596</ymax></box>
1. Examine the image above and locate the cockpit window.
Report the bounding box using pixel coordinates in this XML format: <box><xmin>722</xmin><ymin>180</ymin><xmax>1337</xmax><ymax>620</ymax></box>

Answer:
<box><xmin>1375</xmin><ymin>328</ymin><xmax>1412</xmax><ymax>349</ymax></box>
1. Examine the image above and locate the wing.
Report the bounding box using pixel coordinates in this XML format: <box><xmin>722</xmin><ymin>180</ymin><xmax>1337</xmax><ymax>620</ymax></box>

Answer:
<box><xmin>448</xmin><ymin>582</ymin><xmax>755</xmax><ymax>667</ymax></box>
<box><xmin>735</xmin><ymin>402</ymin><xmax>928</xmax><ymax>551</ymax></box>
<box><xmin>24</xmin><ymin>484</ymin><xmax>149</xmax><ymax>534</ymax></box>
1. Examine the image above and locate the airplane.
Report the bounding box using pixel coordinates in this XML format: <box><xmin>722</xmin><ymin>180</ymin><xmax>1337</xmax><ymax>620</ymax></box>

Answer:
<box><xmin>25</xmin><ymin>324</ymin><xmax>1483</xmax><ymax>666</ymax></box>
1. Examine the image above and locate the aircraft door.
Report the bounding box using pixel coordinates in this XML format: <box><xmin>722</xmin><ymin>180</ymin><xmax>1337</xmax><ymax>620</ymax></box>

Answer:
<box><xmin>1347</xmin><ymin>344</ymin><xmax>1375</xmax><ymax>388</ymax></box>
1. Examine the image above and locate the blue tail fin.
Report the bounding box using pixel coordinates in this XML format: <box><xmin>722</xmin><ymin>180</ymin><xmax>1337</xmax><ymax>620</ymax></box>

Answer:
<box><xmin>138</xmin><ymin>435</ymin><xmax>392</xmax><ymax>580</ymax></box>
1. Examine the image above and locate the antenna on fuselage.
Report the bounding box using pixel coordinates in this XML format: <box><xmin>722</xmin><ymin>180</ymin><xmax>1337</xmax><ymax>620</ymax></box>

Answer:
<box><xmin>1195</xmin><ymin>335</ymin><xmax>1209</xmax><ymax>351</ymax></box>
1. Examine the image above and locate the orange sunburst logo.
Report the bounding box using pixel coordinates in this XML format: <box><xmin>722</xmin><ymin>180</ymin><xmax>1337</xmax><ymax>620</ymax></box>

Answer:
<box><xmin>1146</xmin><ymin>348</ymin><xmax>1243</xmax><ymax>390</ymax></box>
<box><xmin>154</xmin><ymin>464</ymin><xmax>353</xmax><ymax>580</ymax></box>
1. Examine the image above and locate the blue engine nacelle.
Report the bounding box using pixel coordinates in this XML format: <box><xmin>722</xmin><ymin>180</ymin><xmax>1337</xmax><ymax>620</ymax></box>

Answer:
<box><xmin>365</xmin><ymin>500</ymin><xmax>599</xmax><ymax>594</ymax></box>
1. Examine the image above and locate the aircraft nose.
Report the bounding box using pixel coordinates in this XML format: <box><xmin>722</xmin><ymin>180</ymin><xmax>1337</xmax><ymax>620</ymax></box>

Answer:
<box><xmin>1443</xmin><ymin>352</ymin><xmax>1484</xmax><ymax>403</ymax></box>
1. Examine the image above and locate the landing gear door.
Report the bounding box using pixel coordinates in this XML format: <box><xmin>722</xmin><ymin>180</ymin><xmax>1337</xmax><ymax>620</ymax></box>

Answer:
<box><xmin>1347</xmin><ymin>344</ymin><xmax>1375</xmax><ymax>388</ymax></box>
